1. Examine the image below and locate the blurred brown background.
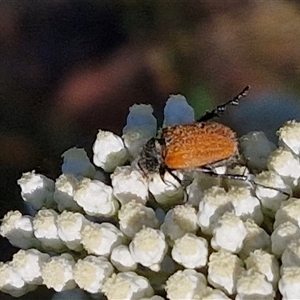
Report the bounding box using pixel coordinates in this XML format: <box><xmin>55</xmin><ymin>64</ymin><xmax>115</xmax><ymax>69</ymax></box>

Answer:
<box><xmin>1</xmin><ymin>1</ymin><xmax>300</xmax><ymax>298</ymax></box>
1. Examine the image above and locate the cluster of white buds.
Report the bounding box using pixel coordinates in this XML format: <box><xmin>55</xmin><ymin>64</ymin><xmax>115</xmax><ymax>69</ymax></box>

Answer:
<box><xmin>1</xmin><ymin>94</ymin><xmax>300</xmax><ymax>299</ymax></box>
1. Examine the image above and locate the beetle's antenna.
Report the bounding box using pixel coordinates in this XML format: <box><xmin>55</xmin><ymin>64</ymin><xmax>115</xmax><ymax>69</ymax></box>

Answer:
<box><xmin>197</xmin><ymin>85</ymin><xmax>250</xmax><ymax>122</ymax></box>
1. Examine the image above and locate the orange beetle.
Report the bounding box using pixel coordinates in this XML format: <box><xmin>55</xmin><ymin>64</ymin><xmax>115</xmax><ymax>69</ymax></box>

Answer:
<box><xmin>138</xmin><ymin>86</ymin><xmax>250</xmax><ymax>180</ymax></box>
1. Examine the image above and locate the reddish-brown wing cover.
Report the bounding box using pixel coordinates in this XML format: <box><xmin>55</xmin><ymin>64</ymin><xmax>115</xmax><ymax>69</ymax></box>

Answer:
<box><xmin>162</xmin><ymin>122</ymin><xmax>237</xmax><ymax>169</ymax></box>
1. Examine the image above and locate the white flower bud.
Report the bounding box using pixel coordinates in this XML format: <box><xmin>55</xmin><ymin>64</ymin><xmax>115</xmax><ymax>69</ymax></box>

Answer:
<box><xmin>129</xmin><ymin>227</ymin><xmax>167</xmax><ymax>271</ymax></box>
<box><xmin>236</xmin><ymin>269</ymin><xmax>274</xmax><ymax>300</ymax></box>
<box><xmin>57</xmin><ymin>211</ymin><xmax>89</xmax><ymax>251</ymax></box>
<box><xmin>80</xmin><ymin>222</ymin><xmax>124</xmax><ymax>256</ymax></box>
<box><xmin>102</xmin><ymin>272</ymin><xmax>154</xmax><ymax>300</ymax></box>
<box><xmin>239</xmin><ymin>219</ymin><xmax>271</xmax><ymax>259</ymax></box>
<box><xmin>163</xmin><ymin>94</ymin><xmax>195</xmax><ymax>127</ymax></box>
<box><xmin>274</xmin><ymin>197</ymin><xmax>300</xmax><ymax>229</ymax></box>
<box><xmin>272</xmin><ymin>221</ymin><xmax>300</xmax><ymax>256</ymax></box>
<box><xmin>74</xmin><ymin>178</ymin><xmax>119</xmax><ymax>217</ymax></box>
<box><xmin>11</xmin><ymin>249</ymin><xmax>50</xmax><ymax>285</ymax></box>
<box><xmin>93</xmin><ymin>129</ymin><xmax>128</xmax><ymax>172</ymax></box>
<box><xmin>279</xmin><ymin>266</ymin><xmax>300</xmax><ymax>300</ymax></box>
<box><xmin>228</xmin><ymin>186</ymin><xmax>263</xmax><ymax>225</ymax></box>
<box><xmin>123</xmin><ymin>130</ymin><xmax>154</xmax><ymax>160</ymax></box>
<box><xmin>208</xmin><ymin>250</ymin><xmax>244</xmax><ymax>295</ymax></box>
<box><xmin>255</xmin><ymin>170</ymin><xmax>291</xmax><ymax>217</ymax></box>
<box><xmin>148</xmin><ymin>172</ymin><xmax>184</xmax><ymax>205</ymax></box>
<box><xmin>111</xmin><ymin>245</ymin><xmax>137</xmax><ymax>272</ymax></box>
<box><xmin>53</xmin><ymin>174</ymin><xmax>82</xmax><ymax>212</ymax></box>
<box><xmin>245</xmin><ymin>249</ymin><xmax>279</xmax><ymax>288</ymax></box>
<box><xmin>33</xmin><ymin>208</ymin><xmax>65</xmax><ymax>252</ymax></box>
<box><xmin>17</xmin><ymin>171</ymin><xmax>55</xmax><ymax>210</ymax></box>
<box><xmin>268</xmin><ymin>147</ymin><xmax>300</xmax><ymax>189</ymax></box>
<box><xmin>118</xmin><ymin>201</ymin><xmax>159</xmax><ymax>238</ymax></box>
<box><xmin>73</xmin><ymin>255</ymin><xmax>113</xmax><ymax>293</ymax></box>
<box><xmin>0</xmin><ymin>210</ymin><xmax>40</xmax><ymax>249</ymax></box>
<box><xmin>171</xmin><ymin>233</ymin><xmax>208</xmax><ymax>268</ymax></box>
<box><xmin>111</xmin><ymin>166</ymin><xmax>149</xmax><ymax>205</ymax></box>
<box><xmin>165</xmin><ymin>269</ymin><xmax>208</xmax><ymax>300</ymax></box>
<box><xmin>123</xmin><ymin>104</ymin><xmax>157</xmax><ymax>134</ymax></box>
<box><xmin>161</xmin><ymin>205</ymin><xmax>198</xmax><ymax>241</ymax></box>
<box><xmin>41</xmin><ymin>253</ymin><xmax>76</xmax><ymax>292</ymax></box>
<box><xmin>122</xmin><ymin>104</ymin><xmax>157</xmax><ymax>158</ymax></box>
<box><xmin>61</xmin><ymin>148</ymin><xmax>96</xmax><ymax>179</ymax></box>
<box><xmin>239</xmin><ymin>131</ymin><xmax>276</xmax><ymax>172</ymax></box>
<box><xmin>282</xmin><ymin>238</ymin><xmax>300</xmax><ymax>268</ymax></box>
<box><xmin>197</xmin><ymin>186</ymin><xmax>234</xmax><ymax>235</ymax></box>
<box><xmin>0</xmin><ymin>262</ymin><xmax>31</xmax><ymax>298</ymax></box>
<box><xmin>277</xmin><ymin>120</ymin><xmax>300</xmax><ymax>155</ymax></box>
<box><xmin>211</xmin><ymin>212</ymin><xmax>247</xmax><ymax>253</ymax></box>
<box><xmin>184</xmin><ymin>177</ymin><xmax>205</xmax><ymax>207</ymax></box>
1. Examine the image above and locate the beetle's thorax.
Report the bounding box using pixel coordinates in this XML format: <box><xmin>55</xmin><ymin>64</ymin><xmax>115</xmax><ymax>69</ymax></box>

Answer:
<box><xmin>137</xmin><ymin>137</ymin><xmax>164</xmax><ymax>175</ymax></box>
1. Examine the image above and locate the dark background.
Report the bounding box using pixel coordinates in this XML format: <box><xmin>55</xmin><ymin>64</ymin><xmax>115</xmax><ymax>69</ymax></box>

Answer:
<box><xmin>1</xmin><ymin>1</ymin><xmax>300</xmax><ymax>299</ymax></box>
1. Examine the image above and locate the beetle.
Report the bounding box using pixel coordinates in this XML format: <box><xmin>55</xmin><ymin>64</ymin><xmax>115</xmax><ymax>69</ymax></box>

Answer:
<box><xmin>137</xmin><ymin>86</ymin><xmax>250</xmax><ymax>183</ymax></box>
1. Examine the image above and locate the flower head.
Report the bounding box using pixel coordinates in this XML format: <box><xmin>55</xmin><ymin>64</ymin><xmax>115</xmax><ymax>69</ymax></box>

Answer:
<box><xmin>73</xmin><ymin>255</ymin><xmax>113</xmax><ymax>293</ymax></box>
<box><xmin>208</xmin><ymin>250</ymin><xmax>244</xmax><ymax>294</ymax></box>
<box><xmin>102</xmin><ymin>272</ymin><xmax>154</xmax><ymax>300</ymax></box>
<box><xmin>111</xmin><ymin>166</ymin><xmax>149</xmax><ymax>205</ymax></box>
<box><xmin>80</xmin><ymin>222</ymin><xmax>124</xmax><ymax>256</ymax></box>
<box><xmin>118</xmin><ymin>201</ymin><xmax>159</xmax><ymax>238</ymax></box>
<box><xmin>17</xmin><ymin>171</ymin><xmax>55</xmax><ymax>210</ymax></box>
<box><xmin>171</xmin><ymin>233</ymin><xmax>208</xmax><ymax>268</ymax></box>
<box><xmin>165</xmin><ymin>269</ymin><xmax>209</xmax><ymax>300</ymax></box>
<box><xmin>74</xmin><ymin>178</ymin><xmax>119</xmax><ymax>217</ymax></box>
<box><xmin>53</xmin><ymin>174</ymin><xmax>82</xmax><ymax>212</ymax></box>
<box><xmin>56</xmin><ymin>211</ymin><xmax>89</xmax><ymax>251</ymax></box>
<box><xmin>129</xmin><ymin>227</ymin><xmax>167</xmax><ymax>271</ymax></box>
<box><xmin>11</xmin><ymin>249</ymin><xmax>50</xmax><ymax>285</ymax></box>
<box><xmin>0</xmin><ymin>262</ymin><xmax>31</xmax><ymax>297</ymax></box>
<box><xmin>0</xmin><ymin>210</ymin><xmax>40</xmax><ymax>249</ymax></box>
<box><xmin>93</xmin><ymin>129</ymin><xmax>128</xmax><ymax>172</ymax></box>
<box><xmin>161</xmin><ymin>204</ymin><xmax>198</xmax><ymax>241</ymax></box>
<box><xmin>61</xmin><ymin>148</ymin><xmax>96</xmax><ymax>179</ymax></box>
<box><xmin>277</xmin><ymin>120</ymin><xmax>300</xmax><ymax>155</ymax></box>
<box><xmin>236</xmin><ymin>269</ymin><xmax>274</xmax><ymax>299</ymax></box>
<box><xmin>211</xmin><ymin>212</ymin><xmax>247</xmax><ymax>253</ymax></box>
<box><xmin>163</xmin><ymin>94</ymin><xmax>195</xmax><ymax>127</ymax></box>
<box><xmin>122</xmin><ymin>104</ymin><xmax>157</xmax><ymax>158</ymax></box>
<box><xmin>33</xmin><ymin>208</ymin><xmax>65</xmax><ymax>252</ymax></box>
<box><xmin>41</xmin><ymin>253</ymin><xmax>76</xmax><ymax>292</ymax></box>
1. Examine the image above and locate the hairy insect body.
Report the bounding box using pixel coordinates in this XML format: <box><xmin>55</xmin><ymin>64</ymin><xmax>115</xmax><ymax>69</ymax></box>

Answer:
<box><xmin>138</xmin><ymin>138</ymin><xmax>164</xmax><ymax>175</ymax></box>
<box><xmin>137</xmin><ymin>86</ymin><xmax>249</xmax><ymax>179</ymax></box>
<box><xmin>138</xmin><ymin>121</ymin><xmax>238</xmax><ymax>179</ymax></box>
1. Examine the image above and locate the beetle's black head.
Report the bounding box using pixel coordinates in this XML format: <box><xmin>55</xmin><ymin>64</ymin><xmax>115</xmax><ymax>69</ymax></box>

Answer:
<box><xmin>137</xmin><ymin>138</ymin><xmax>164</xmax><ymax>175</ymax></box>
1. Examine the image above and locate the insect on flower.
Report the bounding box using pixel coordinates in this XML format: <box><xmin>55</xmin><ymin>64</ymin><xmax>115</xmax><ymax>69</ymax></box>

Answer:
<box><xmin>138</xmin><ymin>86</ymin><xmax>249</xmax><ymax>181</ymax></box>
<box><xmin>137</xmin><ymin>86</ymin><xmax>291</xmax><ymax>197</ymax></box>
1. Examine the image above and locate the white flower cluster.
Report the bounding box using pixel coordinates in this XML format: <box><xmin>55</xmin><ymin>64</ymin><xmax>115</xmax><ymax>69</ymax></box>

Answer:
<box><xmin>1</xmin><ymin>95</ymin><xmax>300</xmax><ymax>299</ymax></box>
